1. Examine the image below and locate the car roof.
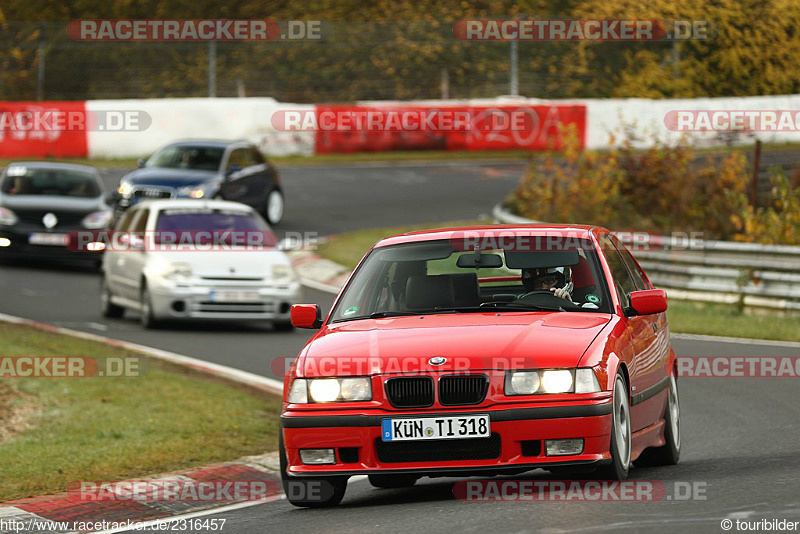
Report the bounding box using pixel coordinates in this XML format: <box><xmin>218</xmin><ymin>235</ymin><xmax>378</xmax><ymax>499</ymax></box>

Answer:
<box><xmin>132</xmin><ymin>199</ymin><xmax>255</xmax><ymax>212</ymax></box>
<box><xmin>161</xmin><ymin>140</ymin><xmax>248</xmax><ymax>149</ymax></box>
<box><xmin>374</xmin><ymin>224</ymin><xmax>603</xmax><ymax>248</ymax></box>
<box><xmin>4</xmin><ymin>161</ymin><xmax>99</xmax><ymax>174</ymax></box>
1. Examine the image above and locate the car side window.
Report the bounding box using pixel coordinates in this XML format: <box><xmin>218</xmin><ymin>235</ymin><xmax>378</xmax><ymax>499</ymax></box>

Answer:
<box><xmin>115</xmin><ymin>209</ymin><xmax>138</xmax><ymax>231</ymax></box>
<box><xmin>598</xmin><ymin>234</ymin><xmax>637</xmax><ymax>309</ymax></box>
<box><xmin>132</xmin><ymin>209</ymin><xmax>149</xmax><ymax>233</ymax></box>
<box><xmin>611</xmin><ymin>236</ymin><xmax>649</xmax><ymax>291</ymax></box>
<box><xmin>227</xmin><ymin>148</ymin><xmax>252</xmax><ymax>171</ymax></box>
<box><xmin>249</xmin><ymin>146</ymin><xmax>266</xmax><ymax>165</ymax></box>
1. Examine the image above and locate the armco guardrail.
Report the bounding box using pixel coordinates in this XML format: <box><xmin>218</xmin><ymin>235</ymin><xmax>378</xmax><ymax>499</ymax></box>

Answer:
<box><xmin>492</xmin><ymin>204</ymin><xmax>800</xmax><ymax>311</ymax></box>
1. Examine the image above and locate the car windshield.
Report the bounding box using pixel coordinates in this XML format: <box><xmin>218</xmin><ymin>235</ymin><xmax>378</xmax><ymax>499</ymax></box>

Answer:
<box><xmin>1</xmin><ymin>167</ymin><xmax>101</xmax><ymax>198</ymax></box>
<box><xmin>153</xmin><ymin>208</ymin><xmax>275</xmax><ymax>246</ymax></box>
<box><xmin>329</xmin><ymin>237</ymin><xmax>612</xmax><ymax>322</ymax></box>
<box><xmin>155</xmin><ymin>209</ymin><xmax>266</xmax><ymax>232</ymax></box>
<box><xmin>146</xmin><ymin>145</ymin><xmax>224</xmax><ymax>171</ymax></box>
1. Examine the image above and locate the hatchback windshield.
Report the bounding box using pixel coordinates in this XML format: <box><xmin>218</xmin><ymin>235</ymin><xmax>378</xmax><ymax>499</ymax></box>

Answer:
<box><xmin>329</xmin><ymin>238</ymin><xmax>611</xmax><ymax>322</ymax></box>
<box><xmin>1</xmin><ymin>167</ymin><xmax>101</xmax><ymax>198</ymax></box>
<box><xmin>155</xmin><ymin>209</ymin><xmax>266</xmax><ymax>232</ymax></box>
<box><xmin>146</xmin><ymin>145</ymin><xmax>224</xmax><ymax>171</ymax></box>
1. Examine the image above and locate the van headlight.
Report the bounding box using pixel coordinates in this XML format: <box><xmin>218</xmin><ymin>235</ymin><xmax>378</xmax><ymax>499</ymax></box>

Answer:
<box><xmin>505</xmin><ymin>368</ymin><xmax>600</xmax><ymax>395</ymax></box>
<box><xmin>117</xmin><ymin>182</ymin><xmax>133</xmax><ymax>197</ymax></box>
<box><xmin>177</xmin><ymin>186</ymin><xmax>206</xmax><ymax>199</ymax></box>
<box><xmin>0</xmin><ymin>207</ymin><xmax>18</xmax><ymax>226</ymax></box>
<box><xmin>82</xmin><ymin>211</ymin><xmax>113</xmax><ymax>229</ymax></box>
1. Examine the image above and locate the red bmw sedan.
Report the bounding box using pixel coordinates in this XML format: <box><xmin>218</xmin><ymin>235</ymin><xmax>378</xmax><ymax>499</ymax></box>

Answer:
<box><xmin>280</xmin><ymin>225</ymin><xmax>680</xmax><ymax>507</ymax></box>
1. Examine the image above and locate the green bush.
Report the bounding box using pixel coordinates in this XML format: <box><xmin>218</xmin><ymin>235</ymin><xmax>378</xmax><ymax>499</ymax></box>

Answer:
<box><xmin>505</xmin><ymin>128</ymin><xmax>794</xmax><ymax>243</ymax></box>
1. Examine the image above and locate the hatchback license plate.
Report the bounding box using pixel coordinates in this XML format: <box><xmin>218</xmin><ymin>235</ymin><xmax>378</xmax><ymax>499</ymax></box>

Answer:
<box><xmin>209</xmin><ymin>290</ymin><xmax>260</xmax><ymax>302</ymax></box>
<box><xmin>381</xmin><ymin>414</ymin><xmax>490</xmax><ymax>442</ymax></box>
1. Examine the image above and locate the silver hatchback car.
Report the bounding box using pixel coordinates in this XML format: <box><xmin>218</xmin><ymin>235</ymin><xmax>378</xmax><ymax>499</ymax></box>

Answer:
<box><xmin>100</xmin><ymin>199</ymin><xmax>300</xmax><ymax>329</ymax></box>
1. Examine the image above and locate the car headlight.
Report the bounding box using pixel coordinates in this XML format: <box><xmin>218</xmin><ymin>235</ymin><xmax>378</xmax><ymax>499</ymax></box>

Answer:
<box><xmin>505</xmin><ymin>368</ymin><xmax>600</xmax><ymax>395</ymax></box>
<box><xmin>0</xmin><ymin>207</ymin><xmax>18</xmax><ymax>226</ymax></box>
<box><xmin>177</xmin><ymin>186</ymin><xmax>206</xmax><ymax>199</ymax></box>
<box><xmin>271</xmin><ymin>264</ymin><xmax>295</xmax><ymax>284</ymax></box>
<box><xmin>288</xmin><ymin>377</ymin><xmax>372</xmax><ymax>403</ymax></box>
<box><xmin>574</xmin><ymin>368</ymin><xmax>602</xmax><ymax>393</ymax></box>
<box><xmin>82</xmin><ymin>211</ymin><xmax>113</xmax><ymax>229</ymax></box>
<box><xmin>164</xmin><ymin>262</ymin><xmax>193</xmax><ymax>281</ymax></box>
<box><xmin>541</xmin><ymin>370</ymin><xmax>573</xmax><ymax>394</ymax></box>
<box><xmin>117</xmin><ymin>182</ymin><xmax>133</xmax><ymax>197</ymax></box>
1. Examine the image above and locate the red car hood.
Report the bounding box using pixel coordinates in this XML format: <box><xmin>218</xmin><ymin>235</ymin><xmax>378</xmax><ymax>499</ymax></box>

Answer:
<box><xmin>299</xmin><ymin>312</ymin><xmax>611</xmax><ymax>377</ymax></box>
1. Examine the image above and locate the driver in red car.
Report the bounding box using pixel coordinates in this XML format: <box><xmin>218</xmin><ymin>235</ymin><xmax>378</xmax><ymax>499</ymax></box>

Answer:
<box><xmin>521</xmin><ymin>266</ymin><xmax>573</xmax><ymax>299</ymax></box>
<box><xmin>519</xmin><ymin>267</ymin><xmax>600</xmax><ymax>309</ymax></box>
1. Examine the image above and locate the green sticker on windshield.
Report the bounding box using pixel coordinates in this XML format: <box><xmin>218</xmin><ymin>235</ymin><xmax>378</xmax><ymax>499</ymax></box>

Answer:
<box><xmin>343</xmin><ymin>306</ymin><xmax>359</xmax><ymax>316</ymax></box>
<box><xmin>587</xmin><ymin>294</ymin><xmax>600</xmax><ymax>304</ymax></box>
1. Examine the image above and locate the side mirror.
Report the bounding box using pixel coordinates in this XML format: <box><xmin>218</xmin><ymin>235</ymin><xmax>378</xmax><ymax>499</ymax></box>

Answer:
<box><xmin>137</xmin><ymin>158</ymin><xmax>146</xmax><ymax>168</ymax></box>
<box><xmin>291</xmin><ymin>304</ymin><xmax>323</xmax><ymax>329</ymax></box>
<box><xmin>628</xmin><ymin>289</ymin><xmax>668</xmax><ymax>316</ymax></box>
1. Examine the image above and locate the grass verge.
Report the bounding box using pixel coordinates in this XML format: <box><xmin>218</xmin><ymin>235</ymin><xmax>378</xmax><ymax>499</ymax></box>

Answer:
<box><xmin>0</xmin><ymin>322</ymin><xmax>280</xmax><ymax>502</ymax></box>
<box><xmin>317</xmin><ymin>222</ymin><xmax>800</xmax><ymax>343</ymax></box>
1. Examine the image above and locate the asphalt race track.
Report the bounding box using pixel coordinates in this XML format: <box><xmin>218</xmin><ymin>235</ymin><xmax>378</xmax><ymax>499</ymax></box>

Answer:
<box><xmin>2</xmin><ymin>161</ymin><xmax>799</xmax><ymax>533</ymax></box>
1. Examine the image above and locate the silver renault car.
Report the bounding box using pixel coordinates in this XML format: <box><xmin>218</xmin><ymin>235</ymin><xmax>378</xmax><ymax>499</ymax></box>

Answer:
<box><xmin>99</xmin><ymin>199</ymin><xmax>300</xmax><ymax>329</ymax></box>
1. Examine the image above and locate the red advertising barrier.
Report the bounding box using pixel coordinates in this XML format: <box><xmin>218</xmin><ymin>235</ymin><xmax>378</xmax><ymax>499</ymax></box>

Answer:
<box><xmin>314</xmin><ymin>104</ymin><xmax>586</xmax><ymax>153</ymax></box>
<box><xmin>0</xmin><ymin>101</ymin><xmax>89</xmax><ymax>158</ymax></box>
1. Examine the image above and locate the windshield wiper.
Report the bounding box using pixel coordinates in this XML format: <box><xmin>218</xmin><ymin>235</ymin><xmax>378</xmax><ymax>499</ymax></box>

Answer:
<box><xmin>475</xmin><ymin>302</ymin><xmax>567</xmax><ymax>312</ymax></box>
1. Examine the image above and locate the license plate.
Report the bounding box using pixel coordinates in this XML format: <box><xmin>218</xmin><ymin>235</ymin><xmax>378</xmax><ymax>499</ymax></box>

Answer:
<box><xmin>208</xmin><ymin>290</ymin><xmax>260</xmax><ymax>302</ymax></box>
<box><xmin>381</xmin><ymin>414</ymin><xmax>490</xmax><ymax>442</ymax></box>
<box><xmin>29</xmin><ymin>233</ymin><xmax>67</xmax><ymax>246</ymax></box>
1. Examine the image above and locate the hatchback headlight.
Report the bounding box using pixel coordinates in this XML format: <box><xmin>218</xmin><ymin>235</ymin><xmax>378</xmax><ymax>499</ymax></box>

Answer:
<box><xmin>288</xmin><ymin>377</ymin><xmax>372</xmax><ymax>403</ymax></box>
<box><xmin>82</xmin><ymin>211</ymin><xmax>113</xmax><ymax>229</ymax></box>
<box><xmin>0</xmin><ymin>207</ymin><xmax>18</xmax><ymax>226</ymax></box>
<box><xmin>271</xmin><ymin>264</ymin><xmax>295</xmax><ymax>284</ymax></box>
<box><xmin>505</xmin><ymin>368</ymin><xmax>600</xmax><ymax>395</ymax></box>
<box><xmin>164</xmin><ymin>262</ymin><xmax>193</xmax><ymax>280</ymax></box>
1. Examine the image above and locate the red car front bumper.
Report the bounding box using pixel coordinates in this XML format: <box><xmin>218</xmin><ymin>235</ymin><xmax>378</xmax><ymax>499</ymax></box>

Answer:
<box><xmin>281</xmin><ymin>398</ymin><xmax>613</xmax><ymax>477</ymax></box>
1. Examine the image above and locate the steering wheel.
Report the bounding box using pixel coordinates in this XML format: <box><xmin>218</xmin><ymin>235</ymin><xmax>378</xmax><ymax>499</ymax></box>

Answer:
<box><xmin>516</xmin><ymin>289</ymin><xmax>577</xmax><ymax>308</ymax></box>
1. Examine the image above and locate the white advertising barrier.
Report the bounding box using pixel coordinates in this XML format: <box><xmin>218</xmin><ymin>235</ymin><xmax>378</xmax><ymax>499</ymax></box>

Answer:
<box><xmin>86</xmin><ymin>98</ymin><xmax>315</xmax><ymax>158</ymax></box>
<box><xmin>584</xmin><ymin>94</ymin><xmax>800</xmax><ymax>149</ymax></box>
<box><xmin>353</xmin><ymin>94</ymin><xmax>800</xmax><ymax>149</ymax></box>
<box><xmin>84</xmin><ymin>94</ymin><xmax>800</xmax><ymax>158</ymax></box>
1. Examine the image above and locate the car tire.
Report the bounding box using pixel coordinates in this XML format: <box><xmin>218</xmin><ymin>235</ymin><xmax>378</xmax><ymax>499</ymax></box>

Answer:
<box><xmin>140</xmin><ymin>283</ymin><xmax>160</xmax><ymax>329</ymax></box>
<box><xmin>597</xmin><ymin>372</ymin><xmax>631</xmax><ymax>480</ymax></box>
<box><xmin>634</xmin><ymin>374</ymin><xmax>681</xmax><ymax>467</ymax></box>
<box><xmin>100</xmin><ymin>277</ymin><xmax>124</xmax><ymax>319</ymax></box>
<box><xmin>279</xmin><ymin>433</ymin><xmax>348</xmax><ymax>508</ymax></box>
<box><xmin>273</xmin><ymin>320</ymin><xmax>294</xmax><ymax>332</ymax></box>
<box><xmin>368</xmin><ymin>475</ymin><xmax>418</xmax><ymax>489</ymax></box>
<box><xmin>264</xmin><ymin>189</ymin><xmax>284</xmax><ymax>226</ymax></box>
